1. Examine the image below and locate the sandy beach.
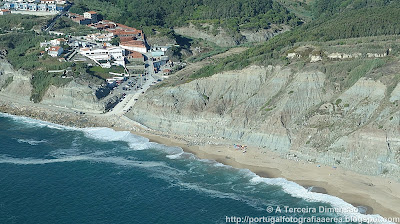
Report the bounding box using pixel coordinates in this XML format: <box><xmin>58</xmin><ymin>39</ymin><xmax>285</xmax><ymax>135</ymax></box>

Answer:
<box><xmin>129</xmin><ymin>129</ymin><xmax>400</xmax><ymax>221</ymax></box>
<box><xmin>1</xmin><ymin>99</ymin><xmax>399</xmax><ymax>222</ymax></box>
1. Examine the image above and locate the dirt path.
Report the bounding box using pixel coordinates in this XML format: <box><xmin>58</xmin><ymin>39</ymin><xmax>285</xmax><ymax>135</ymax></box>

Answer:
<box><xmin>163</xmin><ymin>47</ymin><xmax>248</xmax><ymax>86</ymax></box>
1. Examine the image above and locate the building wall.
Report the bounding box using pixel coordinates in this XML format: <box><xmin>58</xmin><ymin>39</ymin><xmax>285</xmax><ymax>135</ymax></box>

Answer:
<box><xmin>120</xmin><ymin>45</ymin><xmax>147</xmax><ymax>54</ymax></box>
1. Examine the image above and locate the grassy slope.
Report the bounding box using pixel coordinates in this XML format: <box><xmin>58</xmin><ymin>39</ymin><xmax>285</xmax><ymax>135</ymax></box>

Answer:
<box><xmin>190</xmin><ymin>2</ymin><xmax>400</xmax><ymax>80</ymax></box>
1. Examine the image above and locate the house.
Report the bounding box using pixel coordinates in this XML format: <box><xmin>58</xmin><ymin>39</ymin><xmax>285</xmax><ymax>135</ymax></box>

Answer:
<box><xmin>3</xmin><ymin>3</ymin><xmax>15</xmax><ymax>10</ymax></box>
<box><xmin>48</xmin><ymin>46</ymin><xmax>63</xmax><ymax>57</ymax></box>
<box><xmin>0</xmin><ymin>9</ymin><xmax>11</xmax><ymax>15</ymax></box>
<box><xmin>37</xmin><ymin>3</ymin><xmax>47</xmax><ymax>11</ymax></box>
<box><xmin>27</xmin><ymin>3</ymin><xmax>37</xmax><ymax>11</ymax></box>
<box><xmin>126</xmin><ymin>51</ymin><xmax>144</xmax><ymax>61</ymax></box>
<box><xmin>69</xmin><ymin>13</ymin><xmax>91</xmax><ymax>25</ymax></box>
<box><xmin>50</xmin><ymin>38</ymin><xmax>67</xmax><ymax>46</ymax></box>
<box><xmin>47</xmin><ymin>4</ymin><xmax>56</xmax><ymax>11</ymax></box>
<box><xmin>17</xmin><ymin>3</ymin><xmax>28</xmax><ymax>10</ymax></box>
<box><xmin>84</xmin><ymin>11</ymin><xmax>98</xmax><ymax>23</ymax></box>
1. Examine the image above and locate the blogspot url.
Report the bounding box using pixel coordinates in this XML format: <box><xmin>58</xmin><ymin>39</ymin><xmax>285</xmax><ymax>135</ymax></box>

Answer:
<box><xmin>225</xmin><ymin>216</ymin><xmax>400</xmax><ymax>224</ymax></box>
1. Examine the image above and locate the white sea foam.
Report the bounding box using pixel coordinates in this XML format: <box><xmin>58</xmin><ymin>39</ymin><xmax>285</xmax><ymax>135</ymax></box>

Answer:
<box><xmin>177</xmin><ymin>182</ymin><xmax>266</xmax><ymax>211</ymax></box>
<box><xmin>0</xmin><ymin>154</ymin><xmax>166</xmax><ymax>168</ymax></box>
<box><xmin>166</xmin><ymin>152</ymin><xmax>184</xmax><ymax>159</ymax></box>
<box><xmin>248</xmin><ymin>173</ymin><xmax>392</xmax><ymax>224</ymax></box>
<box><xmin>0</xmin><ymin>112</ymin><xmax>78</xmax><ymax>130</ymax></box>
<box><xmin>83</xmin><ymin>127</ymin><xmax>154</xmax><ymax>151</ymax></box>
<box><xmin>1</xmin><ymin>113</ymin><xmax>393</xmax><ymax>223</ymax></box>
<box><xmin>16</xmin><ymin>138</ymin><xmax>48</xmax><ymax>146</ymax></box>
<box><xmin>0</xmin><ymin>155</ymin><xmax>89</xmax><ymax>165</ymax></box>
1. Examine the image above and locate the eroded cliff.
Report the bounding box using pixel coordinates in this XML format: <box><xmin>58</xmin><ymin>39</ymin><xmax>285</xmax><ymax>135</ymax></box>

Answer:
<box><xmin>127</xmin><ymin>64</ymin><xmax>400</xmax><ymax>179</ymax></box>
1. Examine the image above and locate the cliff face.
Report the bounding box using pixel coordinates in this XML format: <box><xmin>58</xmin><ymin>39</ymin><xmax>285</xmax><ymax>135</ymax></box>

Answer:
<box><xmin>174</xmin><ymin>24</ymin><xmax>288</xmax><ymax>47</ymax></box>
<box><xmin>127</xmin><ymin>65</ymin><xmax>400</xmax><ymax>179</ymax></box>
<box><xmin>0</xmin><ymin>60</ymin><xmax>32</xmax><ymax>101</ymax></box>
<box><xmin>41</xmin><ymin>80</ymin><xmax>104</xmax><ymax>112</ymax></box>
<box><xmin>0</xmin><ymin>59</ymin><xmax>108</xmax><ymax>112</ymax></box>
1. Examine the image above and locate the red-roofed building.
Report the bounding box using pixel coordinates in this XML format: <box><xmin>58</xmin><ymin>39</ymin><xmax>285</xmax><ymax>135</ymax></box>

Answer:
<box><xmin>48</xmin><ymin>46</ymin><xmax>63</xmax><ymax>57</ymax></box>
<box><xmin>119</xmin><ymin>36</ymin><xmax>136</xmax><ymax>42</ymax></box>
<box><xmin>0</xmin><ymin>9</ymin><xmax>11</xmax><ymax>16</ymax></box>
<box><xmin>126</xmin><ymin>51</ymin><xmax>144</xmax><ymax>61</ymax></box>
<box><xmin>69</xmin><ymin>13</ymin><xmax>91</xmax><ymax>25</ymax></box>
<box><xmin>84</xmin><ymin>11</ymin><xmax>98</xmax><ymax>23</ymax></box>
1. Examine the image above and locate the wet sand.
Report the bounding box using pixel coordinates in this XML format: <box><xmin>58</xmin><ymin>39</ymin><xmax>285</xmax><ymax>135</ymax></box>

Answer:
<box><xmin>130</xmin><ymin>129</ymin><xmax>400</xmax><ymax>222</ymax></box>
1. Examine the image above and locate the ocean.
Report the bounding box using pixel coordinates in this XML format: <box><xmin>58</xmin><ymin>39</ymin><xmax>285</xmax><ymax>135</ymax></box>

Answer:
<box><xmin>0</xmin><ymin>113</ymin><xmax>389</xmax><ymax>224</ymax></box>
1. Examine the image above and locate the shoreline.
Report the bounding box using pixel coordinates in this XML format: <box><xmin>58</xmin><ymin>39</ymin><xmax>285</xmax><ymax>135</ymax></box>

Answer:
<box><xmin>128</xmin><ymin>129</ymin><xmax>400</xmax><ymax>220</ymax></box>
<box><xmin>1</xmin><ymin>100</ymin><xmax>399</xmax><ymax>222</ymax></box>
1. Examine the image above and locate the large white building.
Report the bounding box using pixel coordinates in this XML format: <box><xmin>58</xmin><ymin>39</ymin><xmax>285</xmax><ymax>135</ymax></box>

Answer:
<box><xmin>79</xmin><ymin>47</ymin><xmax>125</xmax><ymax>68</ymax></box>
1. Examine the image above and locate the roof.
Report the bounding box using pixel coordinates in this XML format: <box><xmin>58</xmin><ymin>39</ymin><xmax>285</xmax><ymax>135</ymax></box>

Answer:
<box><xmin>86</xmin><ymin>11</ymin><xmax>97</xmax><ymax>14</ymax></box>
<box><xmin>128</xmin><ymin>51</ymin><xmax>144</xmax><ymax>58</ymax></box>
<box><xmin>119</xmin><ymin>36</ymin><xmax>135</xmax><ymax>42</ymax></box>
<box><xmin>49</xmin><ymin>46</ymin><xmax>61</xmax><ymax>51</ymax></box>
<box><xmin>1</xmin><ymin>9</ymin><xmax>10</xmax><ymax>12</ymax></box>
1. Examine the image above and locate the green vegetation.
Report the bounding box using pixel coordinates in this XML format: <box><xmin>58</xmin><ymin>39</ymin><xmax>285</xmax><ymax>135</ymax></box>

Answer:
<box><xmin>52</xmin><ymin>17</ymin><xmax>96</xmax><ymax>36</ymax></box>
<box><xmin>191</xmin><ymin>3</ymin><xmax>400</xmax><ymax>81</ymax></box>
<box><xmin>345</xmin><ymin>59</ymin><xmax>386</xmax><ymax>88</ymax></box>
<box><xmin>0</xmin><ymin>32</ymin><xmax>73</xmax><ymax>71</ymax></box>
<box><xmin>312</xmin><ymin>0</ymin><xmax>395</xmax><ymax>18</ymax></box>
<box><xmin>70</xmin><ymin>0</ymin><xmax>301</xmax><ymax>38</ymax></box>
<box><xmin>31</xmin><ymin>71</ymin><xmax>71</xmax><ymax>103</ymax></box>
<box><xmin>0</xmin><ymin>14</ymin><xmax>49</xmax><ymax>31</ymax></box>
<box><xmin>87</xmin><ymin>66</ymin><xmax>125</xmax><ymax>80</ymax></box>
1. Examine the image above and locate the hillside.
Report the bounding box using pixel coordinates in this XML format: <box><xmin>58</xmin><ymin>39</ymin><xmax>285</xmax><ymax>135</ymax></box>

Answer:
<box><xmin>125</xmin><ymin>2</ymin><xmax>400</xmax><ymax>180</ymax></box>
<box><xmin>70</xmin><ymin>0</ymin><xmax>301</xmax><ymax>44</ymax></box>
<box><xmin>128</xmin><ymin>36</ymin><xmax>400</xmax><ymax>179</ymax></box>
<box><xmin>189</xmin><ymin>2</ymin><xmax>400</xmax><ymax>79</ymax></box>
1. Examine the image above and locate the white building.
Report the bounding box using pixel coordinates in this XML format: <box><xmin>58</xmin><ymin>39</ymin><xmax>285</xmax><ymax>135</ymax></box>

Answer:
<box><xmin>86</xmin><ymin>33</ymin><xmax>114</xmax><ymax>42</ymax></box>
<box><xmin>48</xmin><ymin>46</ymin><xmax>63</xmax><ymax>57</ymax></box>
<box><xmin>79</xmin><ymin>47</ymin><xmax>125</xmax><ymax>68</ymax></box>
<box><xmin>40</xmin><ymin>0</ymin><xmax>55</xmax><ymax>4</ymax></box>
<box><xmin>50</xmin><ymin>38</ymin><xmax>67</xmax><ymax>46</ymax></box>
<box><xmin>119</xmin><ymin>42</ymin><xmax>147</xmax><ymax>54</ymax></box>
<box><xmin>0</xmin><ymin>9</ymin><xmax>11</xmax><ymax>15</ymax></box>
<box><xmin>83</xmin><ymin>11</ymin><xmax>98</xmax><ymax>23</ymax></box>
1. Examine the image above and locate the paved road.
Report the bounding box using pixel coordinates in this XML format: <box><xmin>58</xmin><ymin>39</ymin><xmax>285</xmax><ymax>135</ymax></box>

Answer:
<box><xmin>43</xmin><ymin>3</ymin><xmax>71</xmax><ymax>32</ymax></box>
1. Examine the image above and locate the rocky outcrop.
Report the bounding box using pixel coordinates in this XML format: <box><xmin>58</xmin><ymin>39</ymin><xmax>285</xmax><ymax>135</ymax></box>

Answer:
<box><xmin>0</xmin><ymin>59</ymin><xmax>109</xmax><ymax>112</ymax></box>
<box><xmin>240</xmin><ymin>26</ymin><xmax>289</xmax><ymax>43</ymax></box>
<box><xmin>0</xmin><ymin>59</ymin><xmax>32</xmax><ymax>101</ymax></box>
<box><xmin>174</xmin><ymin>24</ymin><xmax>288</xmax><ymax>47</ymax></box>
<box><xmin>128</xmin><ymin>65</ymin><xmax>400</xmax><ymax>179</ymax></box>
<box><xmin>41</xmin><ymin>80</ymin><xmax>104</xmax><ymax>112</ymax></box>
<box><xmin>174</xmin><ymin>24</ymin><xmax>237</xmax><ymax>47</ymax></box>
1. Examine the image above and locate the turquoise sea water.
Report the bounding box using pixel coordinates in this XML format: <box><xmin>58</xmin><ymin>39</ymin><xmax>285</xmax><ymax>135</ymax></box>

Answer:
<box><xmin>0</xmin><ymin>113</ymin><xmax>388</xmax><ymax>224</ymax></box>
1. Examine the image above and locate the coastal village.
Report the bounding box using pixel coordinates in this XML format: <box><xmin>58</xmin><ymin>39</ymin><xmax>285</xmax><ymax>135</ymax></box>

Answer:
<box><xmin>1</xmin><ymin>0</ymin><xmax>179</xmax><ymax>112</ymax></box>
